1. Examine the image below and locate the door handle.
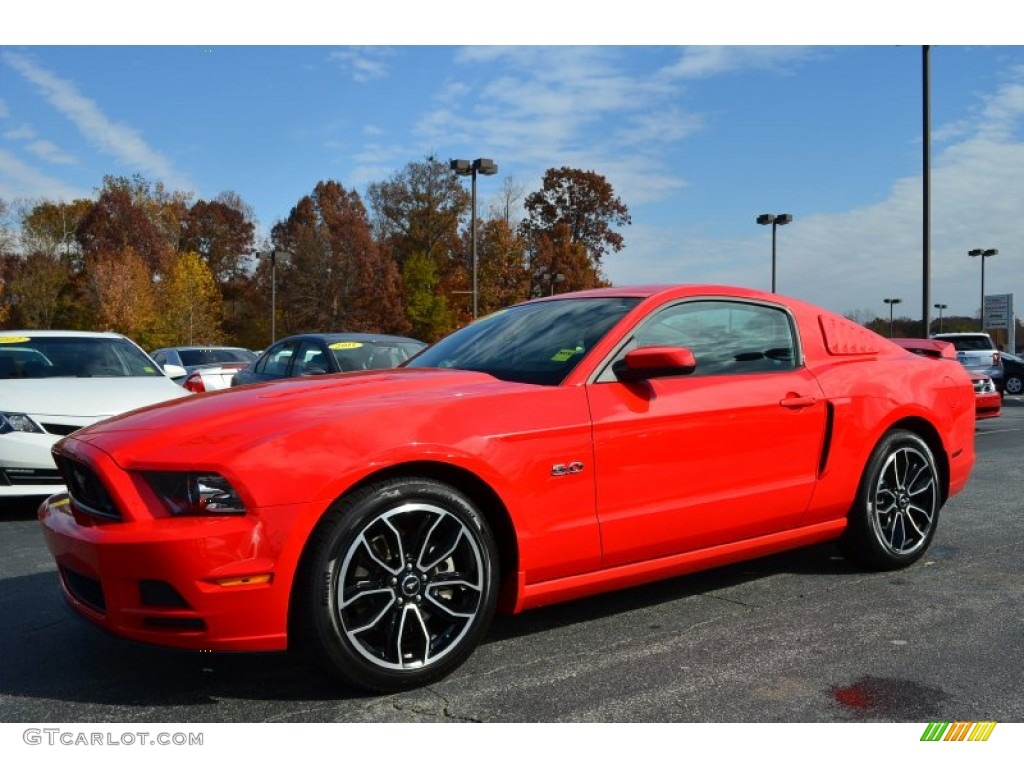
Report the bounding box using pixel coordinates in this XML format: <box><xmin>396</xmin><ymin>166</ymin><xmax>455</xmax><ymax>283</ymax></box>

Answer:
<box><xmin>779</xmin><ymin>394</ymin><xmax>817</xmax><ymax>409</ymax></box>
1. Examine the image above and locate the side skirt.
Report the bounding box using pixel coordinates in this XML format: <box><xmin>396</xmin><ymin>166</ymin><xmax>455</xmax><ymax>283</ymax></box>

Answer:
<box><xmin>503</xmin><ymin>518</ymin><xmax>847</xmax><ymax>613</ymax></box>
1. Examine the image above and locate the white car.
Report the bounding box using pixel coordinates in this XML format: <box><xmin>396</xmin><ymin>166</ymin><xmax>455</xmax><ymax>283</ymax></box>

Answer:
<box><xmin>150</xmin><ymin>345</ymin><xmax>257</xmax><ymax>392</ymax></box>
<box><xmin>1</xmin><ymin>330</ymin><xmax>189</xmax><ymax>500</ymax></box>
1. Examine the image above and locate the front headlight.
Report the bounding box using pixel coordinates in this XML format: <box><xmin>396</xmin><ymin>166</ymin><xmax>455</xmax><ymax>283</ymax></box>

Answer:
<box><xmin>144</xmin><ymin>471</ymin><xmax>247</xmax><ymax>516</ymax></box>
<box><xmin>0</xmin><ymin>413</ymin><xmax>45</xmax><ymax>434</ymax></box>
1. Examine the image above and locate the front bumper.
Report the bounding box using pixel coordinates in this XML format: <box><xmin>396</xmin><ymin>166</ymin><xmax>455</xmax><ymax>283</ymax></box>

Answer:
<box><xmin>1</xmin><ymin>432</ymin><xmax>64</xmax><ymax>497</ymax></box>
<box><xmin>37</xmin><ymin>492</ymin><xmax>306</xmax><ymax>651</ymax></box>
<box><xmin>975</xmin><ymin>392</ymin><xmax>1002</xmax><ymax>420</ymax></box>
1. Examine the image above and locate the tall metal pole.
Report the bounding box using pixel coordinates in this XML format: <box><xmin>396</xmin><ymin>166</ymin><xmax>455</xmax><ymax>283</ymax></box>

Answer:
<box><xmin>471</xmin><ymin>169</ymin><xmax>478</xmax><ymax>319</ymax></box>
<box><xmin>980</xmin><ymin>255</ymin><xmax>986</xmax><ymax>332</ymax></box>
<box><xmin>922</xmin><ymin>45</ymin><xmax>932</xmax><ymax>338</ymax></box>
<box><xmin>771</xmin><ymin>221</ymin><xmax>778</xmax><ymax>294</ymax></box>
<box><xmin>270</xmin><ymin>250</ymin><xmax>277</xmax><ymax>344</ymax></box>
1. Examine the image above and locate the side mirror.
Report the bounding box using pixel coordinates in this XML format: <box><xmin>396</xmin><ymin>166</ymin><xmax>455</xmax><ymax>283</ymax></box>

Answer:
<box><xmin>612</xmin><ymin>346</ymin><xmax>697</xmax><ymax>382</ymax></box>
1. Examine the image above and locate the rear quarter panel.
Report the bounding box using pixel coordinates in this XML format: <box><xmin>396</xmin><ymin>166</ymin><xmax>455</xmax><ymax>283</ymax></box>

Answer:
<box><xmin>793</xmin><ymin>307</ymin><xmax>975</xmax><ymax>526</ymax></box>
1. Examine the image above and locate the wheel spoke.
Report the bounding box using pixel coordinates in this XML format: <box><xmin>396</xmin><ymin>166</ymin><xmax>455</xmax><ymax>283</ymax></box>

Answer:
<box><xmin>394</xmin><ymin>605</ymin><xmax>432</xmax><ymax>668</ymax></box>
<box><xmin>342</xmin><ymin>589</ymin><xmax>396</xmax><ymax>635</ymax></box>
<box><xmin>904</xmin><ymin>508</ymin><xmax>930</xmax><ymax>539</ymax></box>
<box><xmin>417</xmin><ymin>516</ymin><xmax>466</xmax><ymax>572</ymax></box>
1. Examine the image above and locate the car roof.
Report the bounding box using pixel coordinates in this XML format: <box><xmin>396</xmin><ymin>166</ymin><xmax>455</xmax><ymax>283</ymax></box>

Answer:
<box><xmin>153</xmin><ymin>345</ymin><xmax>251</xmax><ymax>351</ymax></box>
<box><xmin>2</xmin><ymin>330</ymin><xmax>129</xmax><ymax>339</ymax></box>
<box><xmin>273</xmin><ymin>332</ymin><xmax>425</xmax><ymax>344</ymax></box>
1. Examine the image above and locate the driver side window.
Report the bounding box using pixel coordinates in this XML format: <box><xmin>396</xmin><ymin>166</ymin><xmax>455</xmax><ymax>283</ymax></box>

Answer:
<box><xmin>605</xmin><ymin>300</ymin><xmax>798</xmax><ymax>379</ymax></box>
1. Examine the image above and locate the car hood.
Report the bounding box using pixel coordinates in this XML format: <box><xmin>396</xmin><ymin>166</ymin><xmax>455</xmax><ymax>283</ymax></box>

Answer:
<box><xmin>62</xmin><ymin>367</ymin><xmax>542</xmax><ymax>461</ymax></box>
<box><xmin>2</xmin><ymin>377</ymin><xmax>189</xmax><ymax>419</ymax></box>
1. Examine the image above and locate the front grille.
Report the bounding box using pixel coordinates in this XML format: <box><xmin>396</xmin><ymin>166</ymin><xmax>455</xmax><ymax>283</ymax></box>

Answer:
<box><xmin>54</xmin><ymin>454</ymin><xmax>122</xmax><ymax>520</ymax></box>
<box><xmin>39</xmin><ymin>422</ymin><xmax>81</xmax><ymax>436</ymax></box>
<box><xmin>61</xmin><ymin>567</ymin><xmax>106</xmax><ymax>614</ymax></box>
<box><xmin>0</xmin><ymin>466</ymin><xmax>63</xmax><ymax>486</ymax></box>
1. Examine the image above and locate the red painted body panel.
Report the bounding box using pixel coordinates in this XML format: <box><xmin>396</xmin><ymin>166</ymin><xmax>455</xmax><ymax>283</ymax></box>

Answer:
<box><xmin>38</xmin><ymin>285</ymin><xmax>977</xmax><ymax>654</ymax></box>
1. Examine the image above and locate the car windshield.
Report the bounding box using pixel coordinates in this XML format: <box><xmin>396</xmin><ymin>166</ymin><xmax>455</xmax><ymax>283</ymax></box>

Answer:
<box><xmin>406</xmin><ymin>297</ymin><xmax>642</xmax><ymax>385</ymax></box>
<box><xmin>0</xmin><ymin>336</ymin><xmax>164</xmax><ymax>379</ymax></box>
<box><xmin>178</xmin><ymin>348</ymin><xmax>256</xmax><ymax>367</ymax></box>
<box><xmin>327</xmin><ymin>340</ymin><xmax>426</xmax><ymax>372</ymax></box>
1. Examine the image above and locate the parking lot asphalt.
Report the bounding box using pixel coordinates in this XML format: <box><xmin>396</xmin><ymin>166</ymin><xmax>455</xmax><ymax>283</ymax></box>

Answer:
<box><xmin>1</xmin><ymin>399</ymin><xmax>1021</xmax><ymax>723</ymax></box>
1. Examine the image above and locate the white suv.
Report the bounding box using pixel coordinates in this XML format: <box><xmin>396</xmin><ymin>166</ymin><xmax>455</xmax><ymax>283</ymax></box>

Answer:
<box><xmin>931</xmin><ymin>332</ymin><xmax>1004</xmax><ymax>393</ymax></box>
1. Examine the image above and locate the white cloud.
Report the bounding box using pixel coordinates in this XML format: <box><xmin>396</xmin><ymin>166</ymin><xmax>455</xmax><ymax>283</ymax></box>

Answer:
<box><xmin>26</xmin><ymin>139</ymin><xmax>77</xmax><ymax>165</ymax></box>
<box><xmin>3</xmin><ymin>124</ymin><xmax>36</xmax><ymax>140</ymax></box>
<box><xmin>0</xmin><ymin>148</ymin><xmax>86</xmax><ymax>202</ymax></box>
<box><xmin>2</xmin><ymin>50</ymin><xmax>191</xmax><ymax>191</ymax></box>
<box><xmin>328</xmin><ymin>47</ymin><xmax>392</xmax><ymax>82</ymax></box>
<box><xmin>658</xmin><ymin>46</ymin><xmax>816</xmax><ymax>81</ymax></box>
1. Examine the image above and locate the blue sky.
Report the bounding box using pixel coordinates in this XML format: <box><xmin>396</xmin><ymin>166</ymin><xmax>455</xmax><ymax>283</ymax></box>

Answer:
<box><xmin>2</xmin><ymin>5</ymin><xmax>1023</xmax><ymax>323</ymax></box>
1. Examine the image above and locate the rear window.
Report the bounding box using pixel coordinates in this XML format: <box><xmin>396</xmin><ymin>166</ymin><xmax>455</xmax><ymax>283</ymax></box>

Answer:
<box><xmin>939</xmin><ymin>336</ymin><xmax>995</xmax><ymax>352</ymax></box>
<box><xmin>178</xmin><ymin>348</ymin><xmax>256</xmax><ymax>367</ymax></box>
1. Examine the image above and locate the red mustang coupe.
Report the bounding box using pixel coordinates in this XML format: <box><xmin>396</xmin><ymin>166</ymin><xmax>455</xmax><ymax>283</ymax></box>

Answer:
<box><xmin>38</xmin><ymin>285</ymin><xmax>976</xmax><ymax>692</ymax></box>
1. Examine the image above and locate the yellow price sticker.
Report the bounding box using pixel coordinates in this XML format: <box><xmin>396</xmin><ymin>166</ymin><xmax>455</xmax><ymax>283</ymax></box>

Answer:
<box><xmin>550</xmin><ymin>349</ymin><xmax>578</xmax><ymax>362</ymax></box>
<box><xmin>0</xmin><ymin>336</ymin><xmax>31</xmax><ymax>344</ymax></box>
<box><xmin>330</xmin><ymin>341</ymin><xmax>364</xmax><ymax>350</ymax></box>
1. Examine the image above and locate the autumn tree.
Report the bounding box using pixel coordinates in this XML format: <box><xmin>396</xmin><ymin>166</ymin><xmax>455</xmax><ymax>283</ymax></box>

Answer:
<box><xmin>20</xmin><ymin>199</ymin><xmax>93</xmax><ymax>264</ymax></box>
<box><xmin>8</xmin><ymin>252</ymin><xmax>74</xmax><ymax>329</ymax></box>
<box><xmin>271</xmin><ymin>180</ymin><xmax>406</xmax><ymax>335</ymax></box>
<box><xmin>367</xmin><ymin>157</ymin><xmax>469</xmax><ymax>269</ymax></box>
<box><xmin>522</xmin><ymin>167</ymin><xmax>630</xmax><ymax>283</ymax></box>
<box><xmin>150</xmin><ymin>251</ymin><xmax>224</xmax><ymax>347</ymax></box>
<box><xmin>475</xmin><ymin>218</ymin><xmax>530</xmax><ymax>313</ymax></box>
<box><xmin>180</xmin><ymin>195</ymin><xmax>255</xmax><ymax>282</ymax></box>
<box><xmin>76</xmin><ymin>175</ymin><xmax>188</xmax><ymax>276</ymax></box>
<box><xmin>528</xmin><ymin>223</ymin><xmax>610</xmax><ymax>297</ymax></box>
<box><xmin>86</xmin><ymin>247</ymin><xmax>158</xmax><ymax>342</ymax></box>
<box><xmin>1</xmin><ymin>199</ymin><xmax>20</xmax><ymax>256</ymax></box>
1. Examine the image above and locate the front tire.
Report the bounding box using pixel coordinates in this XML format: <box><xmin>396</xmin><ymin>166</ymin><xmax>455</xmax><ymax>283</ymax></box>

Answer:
<box><xmin>841</xmin><ymin>430</ymin><xmax>941</xmax><ymax>570</ymax></box>
<box><xmin>1005</xmin><ymin>374</ymin><xmax>1022</xmax><ymax>396</ymax></box>
<box><xmin>292</xmin><ymin>477</ymin><xmax>499</xmax><ymax>692</ymax></box>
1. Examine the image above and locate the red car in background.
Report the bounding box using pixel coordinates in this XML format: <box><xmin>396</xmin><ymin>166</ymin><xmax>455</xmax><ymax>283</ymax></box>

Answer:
<box><xmin>893</xmin><ymin>338</ymin><xmax>1001</xmax><ymax>420</ymax></box>
<box><xmin>39</xmin><ymin>286</ymin><xmax>976</xmax><ymax>692</ymax></box>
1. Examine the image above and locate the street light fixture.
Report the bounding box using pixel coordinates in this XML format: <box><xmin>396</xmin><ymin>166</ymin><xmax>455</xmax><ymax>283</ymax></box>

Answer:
<box><xmin>968</xmin><ymin>248</ymin><xmax>998</xmax><ymax>331</ymax></box>
<box><xmin>451</xmin><ymin>157</ymin><xmax>498</xmax><ymax>318</ymax></box>
<box><xmin>756</xmin><ymin>213</ymin><xmax>793</xmax><ymax>293</ymax></box>
<box><xmin>884</xmin><ymin>297</ymin><xmax>903</xmax><ymax>338</ymax></box>
<box><xmin>933</xmin><ymin>303</ymin><xmax>948</xmax><ymax>334</ymax></box>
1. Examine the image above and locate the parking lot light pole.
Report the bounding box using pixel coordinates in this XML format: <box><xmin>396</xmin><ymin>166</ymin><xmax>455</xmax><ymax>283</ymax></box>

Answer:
<box><xmin>258</xmin><ymin>249</ymin><xmax>290</xmax><ymax>344</ymax></box>
<box><xmin>968</xmin><ymin>248</ymin><xmax>998</xmax><ymax>331</ymax></box>
<box><xmin>933</xmin><ymin>303</ymin><xmax>948</xmax><ymax>334</ymax></box>
<box><xmin>884</xmin><ymin>297</ymin><xmax>903</xmax><ymax>338</ymax></box>
<box><xmin>756</xmin><ymin>213</ymin><xmax>793</xmax><ymax>293</ymax></box>
<box><xmin>451</xmin><ymin>158</ymin><xmax>498</xmax><ymax>318</ymax></box>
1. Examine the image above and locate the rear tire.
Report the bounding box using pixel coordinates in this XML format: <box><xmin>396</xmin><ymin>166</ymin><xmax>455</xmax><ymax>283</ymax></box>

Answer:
<box><xmin>292</xmin><ymin>477</ymin><xmax>499</xmax><ymax>692</ymax></box>
<box><xmin>841</xmin><ymin>430</ymin><xmax>941</xmax><ymax>571</ymax></box>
